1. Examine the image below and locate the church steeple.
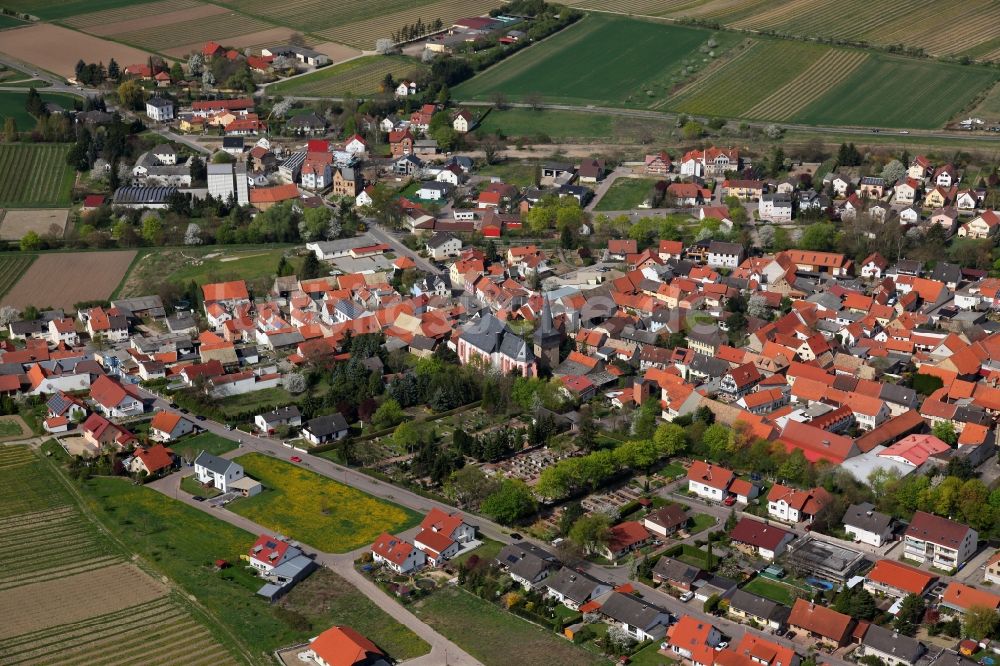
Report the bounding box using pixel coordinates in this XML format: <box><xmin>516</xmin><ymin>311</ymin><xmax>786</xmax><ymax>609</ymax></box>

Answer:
<box><xmin>533</xmin><ymin>294</ymin><xmax>561</xmax><ymax>370</ymax></box>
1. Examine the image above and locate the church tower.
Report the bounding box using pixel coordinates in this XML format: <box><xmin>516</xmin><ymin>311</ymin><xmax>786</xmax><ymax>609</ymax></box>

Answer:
<box><xmin>533</xmin><ymin>296</ymin><xmax>562</xmax><ymax>371</ymax></box>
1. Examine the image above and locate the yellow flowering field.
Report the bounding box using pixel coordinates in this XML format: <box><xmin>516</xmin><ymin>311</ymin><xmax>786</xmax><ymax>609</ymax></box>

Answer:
<box><xmin>230</xmin><ymin>453</ymin><xmax>422</xmax><ymax>552</ymax></box>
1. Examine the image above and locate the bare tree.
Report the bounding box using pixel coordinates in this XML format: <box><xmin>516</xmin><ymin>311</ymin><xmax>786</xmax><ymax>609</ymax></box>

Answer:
<box><xmin>524</xmin><ymin>92</ymin><xmax>543</xmax><ymax>111</ymax></box>
<box><xmin>480</xmin><ymin>136</ymin><xmax>503</xmax><ymax>165</ymax></box>
<box><xmin>288</xmin><ymin>32</ymin><xmax>305</xmax><ymax>46</ymax></box>
<box><xmin>489</xmin><ymin>91</ymin><xmax>508</xmax><ymax>110</ymax></box>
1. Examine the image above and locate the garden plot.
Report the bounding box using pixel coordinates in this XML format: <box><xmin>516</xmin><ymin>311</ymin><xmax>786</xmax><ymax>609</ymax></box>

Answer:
<box><xmin>0</xmin><ymin>209</ymin><xmax>68</xmax><ymax>240</ymax></box>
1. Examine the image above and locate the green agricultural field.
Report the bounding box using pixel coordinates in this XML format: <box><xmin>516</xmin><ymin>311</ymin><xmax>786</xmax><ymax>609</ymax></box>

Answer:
<box><xmin>229</xmin><ymin>453</ymin><xmax>422</xmax><ymax>553</ymax></box>
<box><xmin>455</xmin><ymin>14</ymin><xmax>730</xmax><ymax>108</ymax></box>
<box><xmin>0</xmin><ymin>144</ymin><xmax>75</xmax><ymax>207</ymax></box>
<box><xmin>413</xmin><ymin>586</ymin><xmax>607</xmax><ymax>666</ymax></box>
<box><xmin>0</xmin><ymin>90</ymin><xmax>79</xmax><ymax>130</ymax></box>
<box><xmin>792</xmin><ymin>54</ymin><xmax>998</xmax><ymax>129</ymax></box>
<box><xmin>0</xmin><ymin>14</ymin><xmax>27</xmax><ymax>28</ymax></box>
<box><xmin>670</xmin><ymin>39</ymin><xmax>827</xmax><ymax>118</ymax></box>
<box><xmin>594</xmin><ymin>177</ymin><xmax>658</xmax><ymax>211</ymax></box>
<box><xmin>77</xmin><ymin>476</ymin><xmax>429</xmax><ymax>662</ymax></box>
<box><xmin>269</xmin><ymin>55</ymin><xmax>425</xmax><ymax>97</ymax></box>
<box><xmin>0</xmin><ymin>254</ymin><xmax>35</xmax><ymax>298</ymax></box>
<box><xmin>0</xmin><ymin>0</ymin><xmax>157</xmax><ymax>21</ymax></box>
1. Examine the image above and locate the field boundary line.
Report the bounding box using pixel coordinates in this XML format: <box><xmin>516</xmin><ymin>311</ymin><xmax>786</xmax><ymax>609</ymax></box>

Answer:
<box><xmin>745</xmin><ymin>49</ymin><xmax>867</xmax><ymax>120</ymax></box>
<box><xmin>668</xmin><ymin>38</ymin><xmax>758</xmax><ymax>103</ymax></box>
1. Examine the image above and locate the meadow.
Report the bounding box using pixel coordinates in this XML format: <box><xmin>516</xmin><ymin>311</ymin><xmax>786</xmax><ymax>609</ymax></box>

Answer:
<box><xmin>229</xmin><ymin>453</ymin><xmax>422</xmax><ymax>552</ymax></box>
<box><xmin>0</xmin><ymin>0</ymin><xmax>159</xmax><ymax>21</ymax></box>
<box><xmin>269</xmin><ymin>55</ymin><xmax>424</xmax><ymax>97</ymax></box>
<box><xmin>455</xmin><ymin>14</ymin><xmax>728</xmax><ymax>108</ymax></box>
<box><xmin>0</xmin><ymin>91</ymin><xmax>78</xmax><ymax>132</ymax></box>
<box><xmin>77</xmin><ymin>474</ymin><xmax>429</xmax><ymax>661</ymax></box>
<box><xmin>594</xmin><ymin>178</ymin><xmax>658</xmax><ymax>211</ymax></box>
<box><xmin>413</xmin><ymin>586</ymin><xmax>607</xmax><ymax>666</ymax></box>
<box><xmin>0</xmin><ymin>143</ymin><xmax>75</xmax><ymax>208</ymax></box>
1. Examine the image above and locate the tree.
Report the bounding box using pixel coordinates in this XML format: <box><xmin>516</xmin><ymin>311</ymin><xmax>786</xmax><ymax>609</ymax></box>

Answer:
<box><xmin>701</xmin><ymin>423</ymin><xmax>732</xmax><ymax>460</ymax></box>
<box><xmin>881</xmin><ymin>159</ymin><xmax>906</xmax><ymax>184</ymax></box>
<box><xmin>653</xmin><ymin>423</ymin><xmax>687</xmax><ymax>456</ymax></box>
<box><xmin>682</xmin><ymin>121</ymin><xmax>704</xmax><ymax>140</ymax></box>
<box><xmin>569</xmin><ymin>513</ymin><xmax>611</xmax><ymax>554</ymax></box>
<box><xmin>187</xmin><ymin>53</ymin><xmax>204</xmax><ymax>76</ymax></box>
<box><xmin>631</xmin><ymin>400</ymin><xmax>659</xmax><ymax>439</ymax></box>
<box><xmin>283</xmin><ymin>373</ymin><xmax>306</xmax><ymax>394</ymax></box>
<box><xmin>201</xmin><ymin>69</ymin><xmax>215</xmax><ymax>87</ymax></box>
<box><xmin>375</xmin><ymin>38</ymin><xmax>394</xmax><ymax>54</ymax></box>
<box><xmin>141</xmin><ymin>215</ymin><xmax>163</xmax><ymax>245</ymax></box>
<box><xmin>800</xmin><ymin>222</ymin><xmax>837</xmax><ymax>251</ymax></box>
<box><xmin>300</xmin><ymin>252</ymin><xmax>323</xmax><ymax>280</ymax></box>
<box><xmin>893</xmin><ymin>594</ymin><xmax>925</xmax><ymax>636</ymax></box>
<box><xmin>393</xmin><ymin>421</ymin><xmax>420</xmax><ymax>451</ymax></box>
<box><xmin>932</xmin><ymin>420</ymin><xmax>957</xmax><ymax>446</ymax></box>
<box><xmin>24</xmin><ymin>87</ymin><xmax>44</xmax><ymax>117</ymax></box>
<box><xmin>578</xmin><ymin>405</ymin><xmax>597</xmax><ymax>450</ymax></box>
<box><xmin>964</xmin><ymin>605</ymin><xmax>999</xmax><ymax>639</ymax></box>
<box><xmin>3</xmin><ymin>117</ymin><xmax>16</xmax><ymax>142</ymax></box>
<box><xmin>107</xmin><ymin>58</ymin><xmax>120</xmax><ymax>81</ymax></box>
<box><xmin>117</xmin><ymin>80</ymin><xmax>144</xmax><ymax>110</ymax></box>
<box><xmin>300</xmin><ymin>207</ymin><xmax>332</xmax><ymax>241</ymax></box>
<box><xmin>19</xmin><ymin>231</ymin><xmax>41</xmax><ymax>251</ymax></box>
<box><xmin>372</xmin><ymin>398</ymin><xmax>404</xmax><ymax>429</ymax></box>
<box><xmin>481</xmin><ymin>478</ymin><xmax>537</xmax><ymax>525</ymax></box>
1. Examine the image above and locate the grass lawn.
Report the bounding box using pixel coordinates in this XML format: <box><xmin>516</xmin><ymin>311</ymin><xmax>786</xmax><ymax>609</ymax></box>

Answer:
<box><xmin>659</xmin><ymin>462</ymin><xmax>685</xmax><ymax>479</ymax></box>
<box><xmin>0</xmin><ymin>418</ymin><xmax>23</xmax><ymax>437</ymax></box>
<box><xmin>669</xmin><ymin>544</ymin><xmax>715</xmax><ymax>570</ymax></box>
<box><xmin>179</xmin><ymin>473</ymin><xmax>221</xmax><ymax>498</ymax></box>
<box><xmin>688</xmin><ymin>513</ymin><xmax>717</xmax><ymax>535</ymax></box>
<box><xmin>412</xmin><ymin>586</ymin><xmax>609</xmax><ymax>666</ymax></box>
<box><xmin>76</xmin><ymin>476</ymin><xmax>428</xmax><ymax>662</ymax></box>
<box><xmin>629</xmin><ymin>641</ymin><xmax>677</xmax><ymax>666</ymax></box>
<box><xmin>0</xmin><ymin>14</ymin><xmax>27</xmax><ymax>28</ymax></box>
<box><xmin>453</xmin><ymin>537</ymin><xmax>503</xmax><ymax>568</ymax></box>
<box><xmin>742</xmin><ymin>576</ymin><xmax>799</xmax><ymax>606</ymax></box>
<box><xmin>477</xmin><ymin>107</ymin><xmax>613</xmax><ymax>140</ymax></box>
<box><xmin>118</xmin><ymin>247</ymin><xmax>297</xmax><ymax>298</ymax></box>
<box><xmin>455</xmin><ymin>14</ymin><xmax>721</xmax><ymax>109</ymax></box>
<box><xmin>594</xmin><ymin>177</ymin><xmax>657</xmax><ymax>211</ymax></box>
<box><xmin>228</xmin><ymin>453</ymin><xmax>422</xmax><ymax>553</ymax></box>
<box><xmin>217</xmin><ymin>387</ymin><xmax>295</xmax><ymax>418</ymax></box>
<box><xmin>0</xmin><ymin>90</ymin><xmax>79</xmax><ymax>129</ymax></box>
<box><xmin>173</xmin><ymin>432</ymin><xmax>238</xmax><ymax>457</ymax></box>
<box><xmin>476</xmin><ymin>159</ymin><xmax>539</xmax><ymax>187</ymax></box>
<box><xmin>269</xmin><ymin>55</ymin><xmax>425</xmax><ymax>97</ymax></box>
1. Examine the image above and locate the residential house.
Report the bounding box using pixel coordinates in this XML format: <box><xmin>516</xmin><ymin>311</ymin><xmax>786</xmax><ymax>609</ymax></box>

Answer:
<box><xmin>986</xmin><ymin>551</ymin><xmax>1000</xmax><ymax>585</ymax></box>
<box><xmin>545</xmin><ymin>567</ymin><xmax>611</xmax><ymax>610</ymax></box>
<box><xmin>452</xmin><ymin>109</ymin><xmax>473</xmax><ymax>132</ymax></box>
<box><xmin>940</xmin><ymin>582</ymin><xmax>1000</xmax><ymax>616</ymax></box>
<box><xmin>599</xmin><ymin>521</ymin><xmax>652</xmax><ymax>561</ymax></box>
<box><xmin>863</xmin><ymin>559</ymin><xmax>937</xmax><ymax>600</ymax></box>
<box><xmin>414</xmin><ymin>508</ymin><xmax>476</xmax><ymax>566</ymax></box>
<box><xmin>759</xmin><ymin>193</ymin><xmax>793</xmax><ymax>222</ymax></box>
<box><xmin>843</xmin><ymin>502</ymin><xmax>894</xmax><ymax>547</ymax></box>
<box><xmin>665</xmin><ymin>615</ymin><xmax>722</xmax><ymax>666</ymax></box>
<box><xmin>249</xmin><ymin>534</ymin><xmax>303</xmax><ymax>574</ymax></box>
<box><xmin>89</xmin><ymin>375</ymin><xmax>144</xmax><ymax>418</ymax></box>
<box><xmin>127</xmin><ymin>444</ymin><xmax>175</xmax><ymax>476</ymax></box>
<box><xmin>903</xmin><ymin>511</ymin><xmax>978</xmax><ymax>570</ymax></box>
<box><xmin>707</xmin><ymin>241</ymin><xmax>745</xmax><ymax>269</ymax></box>
<box><xmin>149</xmin><ymin>411</ymin><xmax>195</xmax><ymax>442</ymax></box>
<box><xmin>645</xmin><ymin>151</ymin><xmax>672</xmax><ymax>176</ymax></box>
<box><xmin>145</xmin><ymin>97</ymin><xmax>174</xmax><ymax>122</ymax></box>
<box><xmin>371</xmin><ymin>532</ymin><xmax>425</xmax><ymax>573</ymax></box>
<box><xmin>301</xmin><ymin>413</ymin><xmax>349</xmax><ymax>445</ymax></box>
<box><xmin>194</xmin><ymin>451</ymin><xmax>247</xmax><ymax>493</ymax></box>
<box><xmin>254</xmin><ymin>406</ymin><xmax>302</xmax><ymax>434</ymax></box>
<box><xmin>958</xmin><ymin>210</ymin><xmax>1000</xmax><ymax>239</ymax></box>
<box><xmin>48</xmin><ymin>318</ymin><xmax>79</xmax><ymax>346</ymax></box>
<box><xmin>652</xmin><ymin>557</ymin><xmax>705</xmax><ymax>591</ymax></box>
<box><xmin>496</xmin><ymin>542</ymin><xmax>559</xmax><ymax>590</ymax></box>
<box><xmin>729</xmin><ymin>518</ymin><xmax>794</xmax><ymax>560</ymax></box>
<box><xmin>680</xmin><ymin>147</ymin><xmax>739</xmax><ymax>178</ymax></box>
<box><xmin>766</xmin><ymin>484</ymin><xmax>832</xmax><ymax>524</ymax></box>
<box><xmin>643</xmin><ymin>505</ymin><xmax>689</xmax><ymax>538</ymax></box>
<box><xmin>787</xmin><ymin>598</ymin><xmax>854</xmax><ymax>647</ymax></box>
<box><xmin>686</xmin><ymin>460</ymin><xmax>734</xmax><ymax>502</ymax></box>
<box><xmin>389</xmin><ymin>129</ymin><xmax>414</xmax><ymax>157</ymax></box>
<box><xmin>598</xmin><ymin>592</ymin><xmax>671</xmax><ymax>642</ymax></box>
<box><xmin>306</xmin><ymin>626</ymin><xmax>385</xmax><ymax>666</ymax></box>
<box><xmin>425</xmin><ymin>232</ymin><xmax>462</xmax><ymax>260</ymax></box>
<box><xmin>727</xmin><ymin>589</ymin><xmax>790</xmax><ymax>631</ymax></box>
<box><xmin>855</xmin><ymin>624</ymin><xmax>925</xmax><ymax>666</ymax></box>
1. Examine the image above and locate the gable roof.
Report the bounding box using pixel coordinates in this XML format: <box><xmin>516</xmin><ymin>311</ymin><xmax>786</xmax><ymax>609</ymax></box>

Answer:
<box><xmin>788</xmin><ymin>598</ymin><xmax>853</xmax><ymax>643</ymax></box>
<box><xmin>309</xmin><ymin>625</ymin><xmax>383</xmax><ymax>666</ymax></box>
<box><xmin>686</xmin><ymin>460</ymin><xmax>734</xmax><ymax>491</ymax></box>
<box><xmin>729</xmin><ymin>518</ymin><xmax>792</xmax><ymax>550</ymax></box>
<box><xmin>905</xmin><ymin>511</ymin><xmax>974</xmax><ymax>549</ymax></box>
<box><xmin>866</xmin><ymin>559</ymin><xmax>936</xmax><ymax>595</ymax></box>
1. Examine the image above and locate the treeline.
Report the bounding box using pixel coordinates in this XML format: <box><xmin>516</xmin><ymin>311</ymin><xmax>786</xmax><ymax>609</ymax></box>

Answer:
<box><xmin>74</xmin><ymin>58</ymin><xmax>121</xmax><ymax>86</ymax></box>
<box><xmin>391</xmin><ymin>17</ymin><xmax>444</xmax><ymax>43</ymax></box>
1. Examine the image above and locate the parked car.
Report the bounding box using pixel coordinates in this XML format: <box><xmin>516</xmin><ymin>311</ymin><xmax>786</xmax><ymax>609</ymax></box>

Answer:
<box><xmin>680</xmin><ymin>591</ymin><xmax>694</xmax><ymax>602</ymax></box>
<box><xmin>510</xmin><ymin>532</ymin><xmax>523</xmax><ymax>540</ymax></box>
<box><xmin>169</xmin><ymin>402</ymin><xmax>179</xmax><ymax>409</ymax></box>
<box><xmin>192</xmin><ymin>496</ymin><xmax>205</xmax><ymax>502</ymax></box>
<box><xmin>196</xmin><ymin>415</ymin><xmax>207</xmax><ymax>421</ymax></box>
<box><xmin>225</xmin><ymin>424</ymin><xmax>233</xmax><ymax>431</ymax></box>
<box><xmin>723</xmin><ymin>495</ymin><xmax>737</xmax><ymax>506</ymax></box>
<box><xmin>290</xmin><ymin>456</ymin><xmax>302</xmax><ymax>463</ymax></box>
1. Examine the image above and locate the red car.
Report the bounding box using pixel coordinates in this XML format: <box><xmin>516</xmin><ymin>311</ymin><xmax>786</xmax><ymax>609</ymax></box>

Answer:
<box><xmin>723</xmin><ymin>495</ymin><xmax>737</xmax><ymax>506</ymax></box>
<box><xmin>290</xmin><ymin>456</ymin><xmax>302</xmax><ymax>463</ymax></box>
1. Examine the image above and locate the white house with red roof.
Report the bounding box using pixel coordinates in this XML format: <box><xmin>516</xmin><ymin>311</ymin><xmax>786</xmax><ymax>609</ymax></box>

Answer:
<box><xmin>372</xmin><ymin>532</ymin><xmax>426</xmax><ymax>573</ymax></box>
<box><xmin>413</xmin><ymin>508</ymin><xmax>476</xmax><ymax>565</ymax></box>
<box><xmin>686</xmin><ymin>460</ymin><xmax>734</xmax><ymax>502</ymax></box>
<box><xmin>48</xmin><ymin>318</ymin><xmax>79</xmax><ymax>347</ymax></box>
<box><xmin>665</xmin><ymin>615</ymin><xmax>722</xmax><ymax>666</ymax></box>
<box><xmin>248</xmin><ymin>534</ymin><xmax>302</xmax><ymax>574</ymax></box>
<box><xmin>81</xmin><ymin>413</ymin><xmax>136</xmax><ymax>452</ymax></box>
<box><xmin>343</xmin><ymin>134</ymin><xmax>368</xmax><ymax>154</ymax></box>
<box><xmin>89</xmin><ymin>375</ymin><xmax>144</xmax><ymax>418</ymax></box>
<box><xmin>149</xmin><ymin>411</ymin><xmax>195</xmax><ymax>442</ymax></box>
<box><xmin>903</xmin><ymin>511</ymin><xmax>977</xmax><ymax>569</ymax></box>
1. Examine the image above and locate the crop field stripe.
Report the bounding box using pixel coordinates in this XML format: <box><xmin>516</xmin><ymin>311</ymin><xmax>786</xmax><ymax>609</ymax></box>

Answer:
<box><xmin>668</xmin><ymin>40</ymin><xmax>759</xmax><ymax>100</ymax></box>
<box><xmin>59</xmin><ymin>0</ymin><xmax>200</xmax><ymax>29</ymax></box>
<box><xmin>271</xmin><ymin>55</ymin><xmax>426</xmax><ymax>97</ymax></box>
<box><xmin>677</xmin><ymin>0</ymin><xmax>773</xmax><ymax>21</ymax></box>
<box><xmin>0</xmin><ymin>556</ymin><xmax>121</xmax><ymax>591</ymax></box>
<box><xmin>110</xmin><ymin>12</ymin><xmax>271</xmax><ymax>52</ymax></box>
<box><xmin>670</xmin><ymin>40</ymin><xmax>827</xmax><ymax>117</ymax></box>
<box><xmin>0</xmin><ymin>505</ymin><xmax>75</xmax><ymax>529</ymax></box>
<box><xmin>745</xmin><ymin>49</ymin><xmax>867</xmax><ymax>120</ymax></box>
<box><xmin>56</xmin><ymin>616</ymin><xmax>201</xmax><ymax>666</ymax></box>
<box><xmin>572</xmin><ymin>0</ymin><xmax>707</xmax><ymax>15</ymax></box>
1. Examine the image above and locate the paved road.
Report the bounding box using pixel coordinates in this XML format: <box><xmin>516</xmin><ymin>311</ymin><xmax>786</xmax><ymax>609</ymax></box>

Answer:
<box><xmin>148</xmin><ymin>472</ymin><xmax>483</xmax><ymax>666</ymax></box>
<box><xmin>366</xmin><ymin>222</ymin><xmax>445</xmax><ymax>275</ymax></box>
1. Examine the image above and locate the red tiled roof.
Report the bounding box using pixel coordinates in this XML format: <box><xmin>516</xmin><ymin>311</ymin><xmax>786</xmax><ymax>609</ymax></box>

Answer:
<box><xmin>309</xmin><ymin>626</ymin><xmax>383</xmax><ymax>666</ymax></box>
<box><xmin>866</xmin><ymin>559</ymin><xmax>936</xmax><ymax>595</ymax></box>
